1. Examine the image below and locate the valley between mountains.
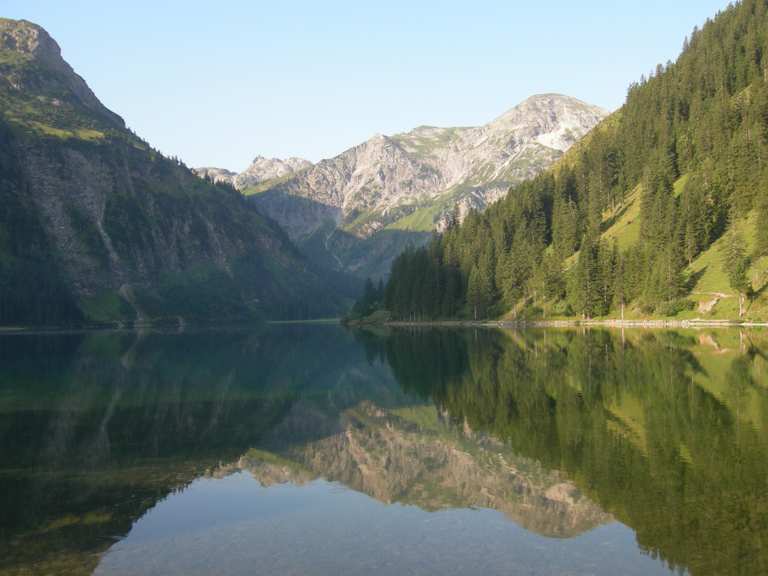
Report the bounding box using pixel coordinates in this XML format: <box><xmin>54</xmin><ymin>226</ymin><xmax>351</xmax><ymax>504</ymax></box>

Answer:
<box><xmin>197</xmin><ymin>95</ymin><xmax>606</xmax><ymax>278</ymax></box>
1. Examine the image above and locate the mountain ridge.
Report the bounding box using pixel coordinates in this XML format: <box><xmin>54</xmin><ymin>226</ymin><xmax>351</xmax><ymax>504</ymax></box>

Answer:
<box><xmin>257</xmin><ymin>94</ymin><xmax>607</xmax><ymax>237</ymax></box>
<box><xmin>199</xmin><ymin>94</ymin><xmax>606</xmax><ymax>278</ymax></box>
<box><xmin>0</xmin><ymin>18</ymin><xmax>348</xmax><ymax>325</ymax></box>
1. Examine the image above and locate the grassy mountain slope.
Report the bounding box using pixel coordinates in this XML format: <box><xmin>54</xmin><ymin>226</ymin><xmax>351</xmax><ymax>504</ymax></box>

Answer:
<box><xmin>575</xmin><ymin>176</ymin><xmax>768</xmax><ymax>320</ymax></box>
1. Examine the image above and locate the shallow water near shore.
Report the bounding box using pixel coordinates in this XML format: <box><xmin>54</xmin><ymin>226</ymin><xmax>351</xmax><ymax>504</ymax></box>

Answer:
<box><xmin>1</xmin><ymin>325</ymin><xmax>766</xmax><ymax>575</ymax></box>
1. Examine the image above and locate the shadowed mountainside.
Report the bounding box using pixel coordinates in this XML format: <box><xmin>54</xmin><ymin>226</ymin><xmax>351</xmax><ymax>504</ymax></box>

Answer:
<box><xmin>0</xmin><ymin>19</ymin><xmax>349</xmax><ymax>325</ymax></box>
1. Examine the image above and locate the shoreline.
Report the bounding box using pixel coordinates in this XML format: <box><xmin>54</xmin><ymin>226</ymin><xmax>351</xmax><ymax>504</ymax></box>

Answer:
<box><xmin>4</xmin><ymin>317</ymin><xmax>768</xmax><ymax>335</ymax></box>
<box><xmin>0</xmin><ymin>318</ymin><xmax>342</xmax><ymax>335</ymax></box>
<box><xmin>266</xmin><ymin>318</ymin><xmax>341</xmax><ymax>325</ymax></box>
<box><xmin>382</xmin><ymin>318</ymin><xmax>768</xmax><ymax>329</ymax></box>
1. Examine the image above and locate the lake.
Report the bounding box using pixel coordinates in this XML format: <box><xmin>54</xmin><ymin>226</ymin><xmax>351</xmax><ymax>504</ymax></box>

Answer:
<box><xmin>0</xmin><ymin>325</ymin><xmax>766</xmax><ymax>575</ymax></box>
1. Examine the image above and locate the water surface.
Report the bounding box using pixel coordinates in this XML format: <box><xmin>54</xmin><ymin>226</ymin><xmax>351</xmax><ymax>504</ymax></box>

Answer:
<box><xmin>1</xmin><ymin>326</ymin><xmax>766</xmax><ymax>575</ymax></box>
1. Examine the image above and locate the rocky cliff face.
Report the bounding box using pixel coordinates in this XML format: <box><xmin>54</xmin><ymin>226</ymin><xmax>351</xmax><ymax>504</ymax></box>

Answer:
<box><xmin>0</xmin><ymin>19</ymin><xmax>345</xmax><ymax>324</ymax></box>
<box><xmin>240</xmin><ymin>95</ymin><xmax>606</xmax><ymax>277</ymax></box>
<box><xmin>258</xmin><ymin>95</ymin><xmax>605</xmax><ymax>237</ymax></box>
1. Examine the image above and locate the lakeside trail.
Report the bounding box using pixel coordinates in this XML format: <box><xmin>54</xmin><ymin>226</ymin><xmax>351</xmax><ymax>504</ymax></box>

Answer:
<box><xmin>693</xmin><ymin>292</ymin><xmax>733</xmax><ymax>314</ymax></box>
<box><xmin>382</xmin><ymin>318</ymin><xmax>768</xmax><ymax>329</ymax></box>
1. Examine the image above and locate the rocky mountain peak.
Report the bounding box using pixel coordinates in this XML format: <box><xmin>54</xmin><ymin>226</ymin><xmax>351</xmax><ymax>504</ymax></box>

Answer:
<box><xmin>236</xmin><ymin>156</ymin><xmax>313</xmax><ymax>189</ymax></box>
<box><xmin>237</xmin><ymin>93</ymin><xmax>607</xmax><ymax>278</ymax></box>
<box><xmin>493</xmin><ymin>93</ymin><xmax>601</xmax><ymax>121</ymax></box>
<box><xmin>0</xmin><ymin>18</ymin><xmax>124</xmax><ymax>129</ymax></box>
<box><xmin>248</xmin><ymin>155</ymin><xmax>312</xmax><ymax>173</ymax></box>
<box><xmin>488</xmin><ymin>93</ymin><xmax>608</xmax><ymax>151</ymax></box>
<box><xmin>195</xmin><ymin>155</ymin><xmax>314</xmax><ymax>191</ymax></box>
<box><xmin>252</xmin><ymin>94</ymin><xmax>607</xmax><ymax>236</ymax></box>
<box><xmin>192</xmin><ymin>167</ymin><xmax>239</xmax><ymax>186</ymax></box>
<box><xmin>0</xmin><ymin>19</ymin><xmax>64</xmax><ymax>69</ymax></box>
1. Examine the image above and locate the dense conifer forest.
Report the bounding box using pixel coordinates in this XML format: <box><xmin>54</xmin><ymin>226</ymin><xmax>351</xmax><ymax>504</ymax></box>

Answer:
<box><xmin>377</xmin><ymin>0</ymin><xmax>768</xmax><ymax>321</ymax></box>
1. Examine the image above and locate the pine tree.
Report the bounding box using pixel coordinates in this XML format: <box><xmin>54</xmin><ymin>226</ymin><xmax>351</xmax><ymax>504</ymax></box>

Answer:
<box><xmin>571</xmin><ymin>232</ymin><xmax>602</xmax><ymax>318</ymax></box>
<box><xmin>467</xmin><ymin>265</ymin><xmax>483</xmax><ymax>320</ymax></box>
<box><xmin>613</xmin><ymin>245</ymin><xmax>627</xmax><ymax>320</ymax></box>
<box><xmin>534</xmin><ymin>252</ymin><xmax>566</xmax><ymax>301</ymax></box>
<box><xmin>352</xmin><ymin>277</ymin><xmax>377</xmax><ymax>318</ymax></box>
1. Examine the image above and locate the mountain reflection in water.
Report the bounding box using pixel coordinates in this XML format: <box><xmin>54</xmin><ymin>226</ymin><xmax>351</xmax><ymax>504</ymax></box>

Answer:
<box><xmin>0</xmin><ymin>326</ymin><xmax>766</xmax><ymax>575</ymax></box>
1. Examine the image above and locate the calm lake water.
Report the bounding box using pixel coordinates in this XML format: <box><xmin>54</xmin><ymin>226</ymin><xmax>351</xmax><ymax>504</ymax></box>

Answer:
<box><xmin>1</xmin><ymin>325</ymin><xmax>767</xmax><ymax>575</ymax></box>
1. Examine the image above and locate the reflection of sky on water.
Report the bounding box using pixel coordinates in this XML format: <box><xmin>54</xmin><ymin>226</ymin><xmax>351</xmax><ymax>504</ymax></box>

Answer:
<box><xmin>96</xmin><ymin>472</ymin><xmax>674</xmax><ymax>576</ymax></box>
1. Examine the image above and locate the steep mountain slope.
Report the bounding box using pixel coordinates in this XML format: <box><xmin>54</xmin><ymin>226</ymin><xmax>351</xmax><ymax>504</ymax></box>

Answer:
<box><xmin>241</xmin><ymin>95</ymin><xmax>605</xmax><ymax>278</ymax></box>
<box><xmin>0</xmin><ymin>18</ymin><xmax>346</xmax><ymax>325</ymax></box>
<box><xmin>381</xmin><ymin>0</ymin><xmax>768</xmax><ymax>322</ymax></box>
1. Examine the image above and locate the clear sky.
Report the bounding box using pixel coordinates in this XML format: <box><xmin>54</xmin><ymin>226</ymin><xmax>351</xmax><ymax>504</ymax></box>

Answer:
<box><xmin>3</xmin><ymin>0</ymin><xmax>731</xmax><ymax>170</ymax></box>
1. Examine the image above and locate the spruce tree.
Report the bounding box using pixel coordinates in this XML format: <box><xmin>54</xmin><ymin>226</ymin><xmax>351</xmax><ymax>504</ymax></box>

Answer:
<box><xmin>613</xmin><ymin>246</ymin><xmax>627</xmax><ymax>320</ymax></box>
<box><xmin>571</xmin><ymin>232</ymin><xmax>602</xmax><ymax>318</ymax></box>
<box><xmin>467</xmin><ymin>265</ymin><xmax>482</xmax><ymax>320</ymax></box>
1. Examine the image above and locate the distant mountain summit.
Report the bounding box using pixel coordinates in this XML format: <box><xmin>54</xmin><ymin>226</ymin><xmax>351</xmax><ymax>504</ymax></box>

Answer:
<box><xmin>195</xmin><ymin>156</ymin><xmax>312</xmax><ymax>190</ymax></box>
<box><xmin>486</xmin><ymin>93</ymin><xmax>606</xmax><ymax>153</ymax></box>
<box><xmin>237</xmin><ymin>156</ymin><xmax>313</xmax><ymax>189</ymax></box>
<box><xmin>215</xmin><ymin>94</ymin><xmax>606</xmax><ymax>278</ymax></box>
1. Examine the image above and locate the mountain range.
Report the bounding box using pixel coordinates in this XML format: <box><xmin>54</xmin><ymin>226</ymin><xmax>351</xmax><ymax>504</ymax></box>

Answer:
<box><xmin>0</xmin><ymin>17</ymin><xmax>608</xmax><ymax>326</ymax></box>
<box><xmin>199</xmin><ymin>95</ymin><xmax>607</xmax><ymax>278</ymax></box>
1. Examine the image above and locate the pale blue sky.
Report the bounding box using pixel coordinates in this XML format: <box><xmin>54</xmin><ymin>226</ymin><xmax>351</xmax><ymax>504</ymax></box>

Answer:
<box><xmin>3</xmin><ymin>0</ymin><xmax>730</xmax><ymax>169</ymax></box>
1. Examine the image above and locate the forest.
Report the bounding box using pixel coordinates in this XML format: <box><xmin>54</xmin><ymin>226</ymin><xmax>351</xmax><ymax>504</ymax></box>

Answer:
<box><xmin>374</xmin><ymin>0</ymin><xmax>768</xmax><ymax>321</ymax></box>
